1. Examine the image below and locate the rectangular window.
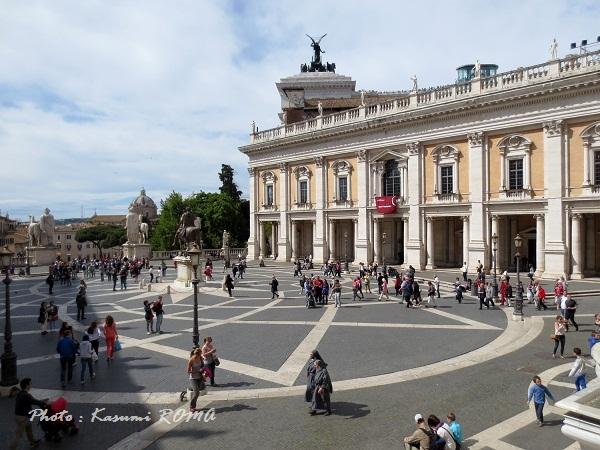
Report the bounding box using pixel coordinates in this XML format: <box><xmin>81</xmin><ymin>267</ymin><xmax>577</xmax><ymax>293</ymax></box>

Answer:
<box><xmin>266</xmin><ymin>184</ymin><xmax>274</xmax><ymax>206</ymax></box>
<box><xmin>338</xmin><ymin>176</ymin><xmax>348</xmax><ymax>201</ymax></box>
<box><xmin>440</xmin><ymin>166</ymin><xmax>453</xmax><ymax>194</ymax></box>
<box><xmin>508</xmin><ymin>159</ymin><xmax>524</xmax><ymax>190</ymax></box>
<box><xmin>299</xmin><ymin>180</ymin><xmax>308</xmax><ymax>204</ymax></box>
<box><xmin>594</xmin><ymin>151</ymin><xmax>600</xmax><ymax>185</ymax></box>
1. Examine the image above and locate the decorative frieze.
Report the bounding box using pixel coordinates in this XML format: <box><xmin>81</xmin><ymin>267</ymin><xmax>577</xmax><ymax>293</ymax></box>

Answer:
<box><xmin>543</xmin><ymin>120</ymin><xmax>563</xmax><ymax>137</ymax></box>
<box><xmin>467</xmin><ymin>131</ymin><xmax>484</xmax><ymax>147</ymax></box>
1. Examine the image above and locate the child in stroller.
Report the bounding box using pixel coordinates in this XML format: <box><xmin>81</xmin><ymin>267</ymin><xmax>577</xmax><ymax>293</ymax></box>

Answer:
<box><xmin>40</xmin><ymin>397</ymin><xmax>78</xmax><ymax>442</ymax></box>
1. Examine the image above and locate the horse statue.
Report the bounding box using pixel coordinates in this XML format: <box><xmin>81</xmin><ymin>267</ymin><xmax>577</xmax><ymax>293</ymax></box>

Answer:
<box><xmin>139</xmin><ymin>215</ymin><xmax>149</xmax><ymax>244</ymax></box>
<box><xmin>28</xmin><ymin>218</ymin><xmax>42</xmax><ymax>247</ymax></box>
<box><xmin>173</xmin><ymin>209</ymin><xmax>202</xmax><ymax>250</ymax></box>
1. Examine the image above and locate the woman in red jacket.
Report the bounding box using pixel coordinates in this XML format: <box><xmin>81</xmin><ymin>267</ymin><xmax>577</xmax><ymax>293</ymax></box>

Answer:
<box><xmin>499</xmin><ymin>280</ymin><xmax>508</xmax><ymax>306</ymax></box>
<box><xmin>102</xmin><ymin>315</ymin><xmax>118</xmax><ymax>363</ymax></box>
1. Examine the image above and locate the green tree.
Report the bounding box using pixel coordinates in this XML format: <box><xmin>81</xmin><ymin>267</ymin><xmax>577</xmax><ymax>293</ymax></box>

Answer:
<box><xmin>149</xmin><ymin>191</ymin><xmax>186</xmax><ymax>251</ymax></box>
<box><xmin>218</xmin><ymin>164</ymin><xmax>242</xmax><ymax>202</ymax></box>
<box><xmin>75</xmin><ymin>225</ymin><xmax>126</xmax><ymax>258</ymax></box>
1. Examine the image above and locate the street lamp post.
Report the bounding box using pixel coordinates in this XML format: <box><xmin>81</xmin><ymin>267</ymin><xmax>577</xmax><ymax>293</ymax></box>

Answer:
<box><xmin>188</xmin><ymin>243</ymin><xmax>201</xmax><ymax>347</ymax></box>
<box><xmin>492</xmin><ymin>233</ymin><xmax>499</xmax><ymax>300</ymax></box>
<box><xmin>0</xmin><ymin>245</ymin><xmax>18</xmax><ymax>389</ymax></box>
<box><xmin>513</xmin><ymin>233</ymin><xmax>524</xmax><ymax>319</ymax></box>
<box><xmin>344</xmin><ymin>231</ymin><xmax>349</xmax><ymax>273</ymax></box>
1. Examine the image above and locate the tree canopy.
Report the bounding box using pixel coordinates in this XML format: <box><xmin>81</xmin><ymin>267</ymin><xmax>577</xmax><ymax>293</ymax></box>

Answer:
<box><xmin>75</xmin><ymin>225</ymin><xmax>126</xmax><ymax>257</ymax></box>
<box><xmin>150</xmin><ymin>165</ymin><xmax>249</xmax><ymax>250</ymax></box>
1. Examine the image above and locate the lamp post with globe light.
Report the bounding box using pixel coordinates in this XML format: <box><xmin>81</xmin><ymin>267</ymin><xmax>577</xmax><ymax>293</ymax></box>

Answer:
<box><xmin>0</xmin><ymin>246</ymin><xmax>18</xmax><ymax>389</ymax></box>
<box><xmin>513</xmin><ymin>233</ymin><xmax>524</xmax><ymax>320</ymax></box>
<box><xmin>188</xmin><ymin>243</ymin><xmax>201</xmax><ymax>347</ymax></box>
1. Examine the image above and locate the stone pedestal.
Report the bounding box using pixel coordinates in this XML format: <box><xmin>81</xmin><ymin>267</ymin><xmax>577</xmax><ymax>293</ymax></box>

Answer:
<box><xmin>556</xmin><ymin>346</ymin><xmax>600</xmax><ymax>449</ymax></box>
<box><xmin>122</xmin><ymin>243</ymin><xmax>151</xmax><ymax>260</ymax></box>
<box><xmin>173</xmin><ymin>256</ymin><xmax>193</xmax><ymax>289</ymax></box>
<box><xmin>27</xmin><ymin>246</ymin><xmax>59</xmax><ymax>266</ymax></box>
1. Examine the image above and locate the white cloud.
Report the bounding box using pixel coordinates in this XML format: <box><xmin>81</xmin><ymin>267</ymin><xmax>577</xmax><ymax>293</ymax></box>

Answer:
<box><xmin>1</xmin><ymin>0</ymin><xmax>598</xmax><ymax>219</ymax></box>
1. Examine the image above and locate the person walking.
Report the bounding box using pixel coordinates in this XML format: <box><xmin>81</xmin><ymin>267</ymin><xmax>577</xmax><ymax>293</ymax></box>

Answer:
<box><xmin>461</xmin><ymin>261</ymin><xmax>468</xmax><ymax>282</ymax></box>
<box><xmin>153</xmin><ymin>296</ymin><xmax>164</xmax><ymax>334</ymax></box>
<box><xmin>478</xmin><ymin>280</ymin><xmax>488</xmax><ymax>309</ymax></box>
<box><xmin>79</xmin><ymin>334</ymin><xmax>95</xmax><ymax>385</ymax></box>
<box><xmin>569</xmin><ymin>347</ymin><xmax>594</xmax><ymax>391</ymax></box>
<box><xmin>56</xmin><ymin>330</ymin><xmax>78</xmax><ymax>388</ymax></box>
<box><xmin>565</xmin><ymin>295</ymin><xmax>579</xmax><ymax>331</ymax></box>
<box><xmin>76</xmin><ymin>280</ymin><xmax>87</xmax><ymax>321</ymax></box>
<box><xmin>8</xmin><ymin>378</ymin><xmax>47</xmax><ymax>450</ymax></box>
<box><xmin>426</xmin><ymin>281</ymin><xmax>437</xmax><ymax>308</ymax></box>
<box><xmin>202</xmin><ymin>336</ymin><xmax>218</xmax><ymax>387</ymax></box>
<box><xmin>270</xmin><ymin>275</ymin><xmax>280</xmax><ymax>299</ymax></box>
<box><xmin>112</xmin><ymin>266</ymin><xmax>118</xmax><ymax>291</ymax></box>
<box><xmin>102</xmin><ymin>315</ymin><xmax>118</xmax><ymax>363</ymax></box>
<box><xmin>305</xmin><ymin>350</ymin><xmax>325</xmax><ymax>405</ymax></box>
<box><xmin>454</xmin><ymin>278</ymin><xmax>463</xmax><ymax>304</ymax></box>
<box><xmin>120</xmin><ymin>266</ymin><xmax>128</xmax><ymax>290</ymax></box>
<box><xmin>552</xmin><ymin>315</ymin><xmax>567</xmax><ymax>359</ymax></box>
<box><xmin>187</xmin><ymin>347</ymin><xmax>207</xmax><ymax>412</ymax></box>
<box><xmin>378</xmin><ymin>277</ymin><xmax>390</xmax><ymax>301</ymax></box>
<box><xmin>485</xmin><ymin>282</ymin><xmax>495</xmax><ymax>308</ymax></box>
<box><xmin>46</xmin><ymin>271</ymin><xmax>54</xmax><ymax>295</ymax></box>
<box><xmin>87</xmin><ymin>321</ymin><xmax>100</xmax><ymax>359</ymax></box>
<box><xmin>332</xmin><ymin>279</ymin><xmax>342</xmax><ymax>308</ymax></box>
<box><xmin>143</xmin><ymin>300</ymin><xmax>155</xmax><ymax>334</ymax></box>
<box><xmin>38</xmin><ymin>302</ymin><xmax>48</xmax><ymax>335</ymax></box>
<box><xmin>310</xmin><ymin>359</ymin><xmax>333</xmax><ymax>416</ymax></box>
<box><xmin>224</xmin><ymin>274</ymin><xmax>234</xmax><ymax>298</ymax></box>
<box><xmin>434</xmin><ymin>275</ymin><xmax>441</xmax><ymax>298</ymax></box>
<box><xmin>527</xmin><ymin>375</ymin><xmax>555</xmax><ymax>426</ymax></box>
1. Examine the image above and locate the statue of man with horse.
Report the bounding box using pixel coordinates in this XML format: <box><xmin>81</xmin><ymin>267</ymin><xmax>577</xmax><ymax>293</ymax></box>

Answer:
<box><xmin>173</xmin><ymin>208</ymin><xmax>202</xmax><ymax>250</ymax></box>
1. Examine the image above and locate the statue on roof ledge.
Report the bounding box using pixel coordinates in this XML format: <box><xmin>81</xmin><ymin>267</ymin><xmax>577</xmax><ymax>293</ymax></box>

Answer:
<box><xmin>301</xmin><ymin>34</ymin><xmax>336</xmax><ymax>73</ymax></box>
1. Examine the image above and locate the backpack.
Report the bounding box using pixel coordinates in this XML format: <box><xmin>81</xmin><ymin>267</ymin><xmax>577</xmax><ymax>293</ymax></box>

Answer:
<box><xmin>425</xmin><ymin>428</ymin><xmax>446</xmax><ymax>450</ymax></box>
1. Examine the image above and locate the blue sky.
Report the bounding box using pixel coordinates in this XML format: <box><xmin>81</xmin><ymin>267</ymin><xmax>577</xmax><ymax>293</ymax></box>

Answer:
<box><xmin>1</xmin><ymin>0</ymin><xmax>599</xmax><ymax>220</ymax></box>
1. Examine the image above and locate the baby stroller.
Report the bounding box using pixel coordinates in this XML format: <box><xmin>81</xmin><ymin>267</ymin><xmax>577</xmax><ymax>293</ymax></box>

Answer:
<box><xmin>40</xmin><ymin>397</ymin><xmax>78</xmax><ymax>442</ymax></box>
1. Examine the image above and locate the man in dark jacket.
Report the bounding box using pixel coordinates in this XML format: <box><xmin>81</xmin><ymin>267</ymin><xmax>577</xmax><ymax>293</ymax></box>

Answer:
<box><xmin>9</xmin><ymin>378</ymin><xmax>47</xmax><ymax>450</ymax></box>
<box><xmin>57</xmin><ymin>330</ymin><xmax>78</xmax><ymax>388</ymax></box>
<box><xmin>270</xmin><ymin>275</ymin><xmax>280</xmax><ymax>299</ymax></box>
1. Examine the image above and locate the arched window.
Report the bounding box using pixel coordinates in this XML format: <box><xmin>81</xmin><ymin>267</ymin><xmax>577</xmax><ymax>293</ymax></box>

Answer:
<box><xmin>382</xmin><ymin>160</ymin><xmax>401</xmax><ymax>196</ymax></box>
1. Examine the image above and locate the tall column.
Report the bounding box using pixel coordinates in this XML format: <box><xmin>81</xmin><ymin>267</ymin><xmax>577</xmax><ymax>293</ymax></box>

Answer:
<box><xmin>571</xmin><ymin>213</ymin><xmax>583</xmax><ymax>279</ymax></box>
<box><xmin>259</xmin><ymin>221</ymin><xmax>266</xmax><ymax>258</ymax></box>
<box><xmin>328</xmin><ymin>219</ymin><xmax>335</xmax><ymax>262</ymax></box>
<box><xmin>426</xmin><ymin>217</ymin><xmax>435</xmax><ymax>269</ymax></box>
<box><xmin>290</xmin><ymin>220</ymin><xmax>297</xmax><ymax>263</ymax></box>
<box><xmin>535</xmin><ymin>214</ymin><xmax>545</xmax><ymax>276</ymax></box>
<box><xmin>406</xmin><ymin>142</ymin><xmax>424</xmax><ymax>269</ymax></box>
<box><xmin>462</xmin><ymin>216</ymin><xmax>470</xmax><ymax>267</ymax></box>
<box><xmin>448</xmin><ymin>219</ymin><xmax>455</xmax><ymax>265</ymax></box>
<box><xmin>491</xmin><ymin>215</ymin><xmax>499</xmax><ymax>275</ymax></box>
<box><xmin>313</xmin><ymin>156</ymin><xmax>326</xmax><ymax>263</ymax></box>
<box><xmin>467</xmin><ymin>131</ymin><xmax>487</xmax><ymax>269</ymax></box>
<box><xmin>373</xmin><ymin>218</ymin><xmax>381</xmax><ymax>265</ymax></box>
<box><xmin>543</xmin><ymin>120</ymin><xmax>567</xmax><ymax>278</ymax></box>
<box><xmin>247</xmin><ymin>167</ymin><xmax>258</xmax><ymax>259</ymax></box>
<box><xmin>403</xmin><ymin>218</ymin><xmax>409</xmax><ymax>266</ymax></box>
<box><xmin>278</xmin><ymin>162</ymin><xmax>290</xmax><ymax>261</ymax></box>
<box><xmin>270</xmin><ymin>222</ymin><xmax>276</xmax><ymax>258</ymax></box>
<box><xmin>586</xmin><ymin>216</ymin><xmax>594</xmax><ymax>274</ymax></box>
<box><xmin>355</xmin><ymin>149</ymin><xmax>369</xmax><ymax>263</ymax></box>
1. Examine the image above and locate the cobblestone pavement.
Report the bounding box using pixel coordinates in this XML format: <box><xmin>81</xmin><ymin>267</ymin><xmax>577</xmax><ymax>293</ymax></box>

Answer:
<box><xmin>1</xmin><ymin>261</ymin><xmax>597</xmax><ymax>449</ymax></box>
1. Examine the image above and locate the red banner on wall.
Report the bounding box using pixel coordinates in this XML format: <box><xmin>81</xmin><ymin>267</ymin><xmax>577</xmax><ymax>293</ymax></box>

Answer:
<box><xmin>375</xmin><ymin>196</ymin><xmax>397</xmax><ymax>214</ymax></box>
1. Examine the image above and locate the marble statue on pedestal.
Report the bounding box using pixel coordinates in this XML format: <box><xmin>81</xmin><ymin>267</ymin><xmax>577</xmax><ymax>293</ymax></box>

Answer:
<box><xmin>550</xmin><ymin>38</ymin><xmax>558</xmax><ymax>60</ymax></box>
<box><xmin>125</xmin><ymin>206</ymin><xmax>141</xmax><ymax>244</ymax></box>
<box><xmin>222</xmin><ymin>230</ymin><xmax>231</xmax><ymax>248</ymax></box>
<box><xmin>28</xmin><ymin>217</ymin><xmax>42</xmax><ymax>247</ymax></box>
<box><xmin>39</xmin><ymin>208</ymin><xmax>55</xmax><ymax>246</ymax></box>
<box><xmin>410</xmin><ymin>75</ymin><xmax>418</xmax><ymax>92</ymax></box>
<box><xmin>139</xmin><ymin>215</ymin><xmax>149</xmax><ymax>244</ymax></box>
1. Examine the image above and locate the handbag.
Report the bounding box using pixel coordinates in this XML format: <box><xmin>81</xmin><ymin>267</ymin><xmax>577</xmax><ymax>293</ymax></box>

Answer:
<box><xmin>114</xmin><ymin>338</ymin><xmax>122</xmax><ymax>351</ymax></box>
<box><xmin>550</xmin><ymin>334</ymin><xmax>558</xmax><ymax>341</ymax></box>
<box><xmin>91</xmin><ymin>350</ymin><xmax>99</xmax><ymax>362</ymax></box>
<box><xmin>214</xmin><ymin>357</ymin><xmax>220</xmax><ymax>366</ymax></box>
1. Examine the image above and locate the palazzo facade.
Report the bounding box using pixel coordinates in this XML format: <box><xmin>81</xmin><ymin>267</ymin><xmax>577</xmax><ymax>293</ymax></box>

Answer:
<box><xmin>239</xmin><ymin>50</ymin><xmax>600</xmax><ymax>279</ymax></box>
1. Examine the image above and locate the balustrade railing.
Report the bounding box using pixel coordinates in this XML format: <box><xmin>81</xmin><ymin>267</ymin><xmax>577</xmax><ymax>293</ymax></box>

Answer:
<box><xmin>249</xmin><ymin>49</ymin><xmax>600</xmax><ymax>145</ymax></box>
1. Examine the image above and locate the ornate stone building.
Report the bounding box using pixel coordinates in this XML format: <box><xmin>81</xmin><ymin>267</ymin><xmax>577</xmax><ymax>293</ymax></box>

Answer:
<box><xmin>239</xmin><ymin>49</ymin><xmax>600</xmax><ymax>279</ymax></box>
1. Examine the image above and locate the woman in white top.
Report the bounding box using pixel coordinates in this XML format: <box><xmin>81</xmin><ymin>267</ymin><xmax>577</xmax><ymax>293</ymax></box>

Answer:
<box><xmin>86</xmin><ymin>321</ymin><xmax>101</xmax><ymax>360</ymax></box>
<box><xmin>553</xmin><ymin>315</ymin><xmax>567</xmax><ymax>359</ymax></box>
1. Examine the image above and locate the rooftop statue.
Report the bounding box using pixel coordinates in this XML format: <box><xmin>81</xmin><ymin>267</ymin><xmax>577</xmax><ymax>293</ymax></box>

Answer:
<box><xmin>301</xmin><ymin>34</ymin><xmax>336</xmax><ymax>73</ymax></box>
